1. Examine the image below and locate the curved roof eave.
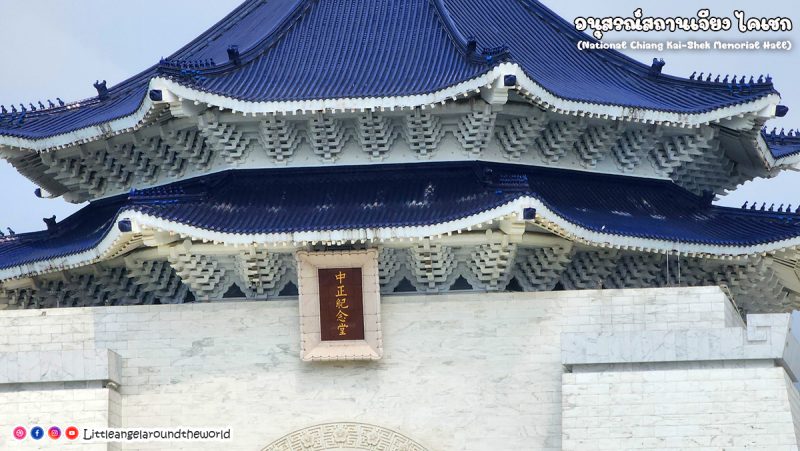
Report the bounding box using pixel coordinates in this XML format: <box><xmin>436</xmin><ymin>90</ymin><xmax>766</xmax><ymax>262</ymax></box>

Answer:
<box><xmin>759</xmin><ymin>129</ymin><xmax>800</xmax><ymax>165</ymax></box>
<box><xmin>0</xmin><ymin>65</ymin><xmax>781</xmax><ymax>153</ymax></box>
<box><xmin>2</xmin><ymin>196</ymin><xmax>800</xmax><ymax>282</ymax></box>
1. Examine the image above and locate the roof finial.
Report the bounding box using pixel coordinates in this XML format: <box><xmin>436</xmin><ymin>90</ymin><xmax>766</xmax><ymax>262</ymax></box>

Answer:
<box><xmin>649</xmin><ymin>58</ymin><xmax>665</xmax><ymax>76</ymax></box>
<box><xmin>43</xmin><ymin>215</ymin><xmax>57</xmax><ymax>231</ymax></box>
<box><xmin>768</xmin><ymin>203</ymin><xmax>775</xmax><ymax>211</ymax></box>
<box><xmin>29</xmin><ymin>103</ymin><xmax>36</xmax><ymax>111</ymax></box>
<box><xmin>227</xmin><ymin>45</ymin><xmax>241</xmax><ymax>65</ymax></box>
<box><xmin>6</xmin><ymin>227</ymin><xmax>14</xmax><ymax>236</ymax></box>
<box><xmin>57</xmin><ymin>98</ymin><xmax>65</xmax><ymax>107</ymax></box>
<box><xmin>94</xmin><ymin>80</ymin><xmax>109</xmax><ymax>100</ymax></box>
<box><xmin>778</xmin><ymin>203</ymin><xmax>785</xmax><ymax>212</ymax></box>
<box><xmin>714</xmin><ymin>75</ymin><xmax>720</xmax><ymax>82</ymax></box>
<box><xmin>689</xmin><ymin>71</ymin><xmax>696</xmax><ymax>80</ymax></box>
<box><xmin>466</xmin><ymin>39</ymin><xmax>477</xmax><ymax>55</ymax></box>
<box><xmin>757</xmin><ymin>75</ymin><xmax>764</xmax><ymax>83</ymax></box>
<box><xmin>742</xmin><ymin>201</ymin><xmax>749</xmax><ymax>209</ymax></box>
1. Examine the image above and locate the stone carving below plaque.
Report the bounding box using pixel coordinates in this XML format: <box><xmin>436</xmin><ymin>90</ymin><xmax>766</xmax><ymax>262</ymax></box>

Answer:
<box><xmin>262</xmin><ymin>422</ymin><xmax>429</xmax><ymax>451</ymax></box>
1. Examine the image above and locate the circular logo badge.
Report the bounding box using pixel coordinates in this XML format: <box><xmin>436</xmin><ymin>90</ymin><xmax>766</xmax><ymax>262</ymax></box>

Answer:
<box><xmin>13</xmin><ymin>426</ymin><xmax>26</xmax><ymax>440</ymax></box>
<box><xmin>65</xmin><ymin>426</ymin><xmax>79</xmax><ymax>440</ymax></box>
<box><xmin>47</xmin><ymin>426</ymin><xmax>61</xmax><ymax>439</ymax></box>
<box><xmin>31</xmin><ymin>426</ymin><xmax>44</xmax><ymax>440</ymax></box>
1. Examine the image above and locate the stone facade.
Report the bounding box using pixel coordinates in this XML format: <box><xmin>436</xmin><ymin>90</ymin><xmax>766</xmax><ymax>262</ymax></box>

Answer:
<box><xmin>0</xmin><ymin>286</ymin><xmax>797</xmax><ymax>450</ymax></box>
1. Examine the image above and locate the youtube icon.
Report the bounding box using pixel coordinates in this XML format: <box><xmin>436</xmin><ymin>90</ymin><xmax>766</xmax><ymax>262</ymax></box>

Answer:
<box><xmin>65</xmin><ymin>427</ymin><xmax>79</xmax><ymax>440</ymax></box>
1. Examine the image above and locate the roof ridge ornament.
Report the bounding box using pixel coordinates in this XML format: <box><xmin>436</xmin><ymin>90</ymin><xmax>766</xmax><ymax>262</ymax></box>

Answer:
<box><xmin>762</xmin><ymin>126</ymin><xmax>799</xmax><ymax>145</ymax></box>
<box><xmin>0</xmin><ymin>97</ymin><xmax>72</xmax><ymax>127</ymax></box>
<box><xmin>431</xmin><ymin>0</ymin><xmax>509</xmax><ymax>65</ymax></box>
<box><xmin>94</xmin><ymin>80</ymin><xmax>109</xmax><ymax>101</ymax></box>
<box><xmin>227</xmin><ymin>45</ymin><xmax>242</xmax><ymax>65</ymax></box>
<box><xmin>43</xmin><ymin>216</ymin><xmax>57</xmax><ymax>232</ymax></box>
<box><xmin>686</xmin><ymin>71</ymin><xmax>774</xmax><ymax>96</ymax></box>
<box><xmin>649</xmin><ymin>58</ymin><xmax>665</xmax><ymax>76</ymax></box>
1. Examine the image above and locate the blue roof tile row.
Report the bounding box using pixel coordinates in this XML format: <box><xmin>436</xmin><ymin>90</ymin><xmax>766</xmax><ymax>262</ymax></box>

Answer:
<box><xmin>0</xmin><ymin>0</ymin><xmax>779</xmax><ymax>141</ymax></box>
<box><xmin>1</xmin><ymin>162</ymin><xmax>799</xmax><ymax>271</ymax></box>
<box><xmin>763</xmin><ymin>129</ymin><xmax>800</xmax><ymax>159</ymax></box>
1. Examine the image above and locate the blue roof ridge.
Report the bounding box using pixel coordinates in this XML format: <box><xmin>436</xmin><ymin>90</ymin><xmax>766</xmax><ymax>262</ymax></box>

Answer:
<box><xmin>762</xmin><ymin>126</ymin><xmax>800</xmax><ymax>159</ymax></box>
<box><xmin>431</xmin><ymin>0</ymin><xmax>510</xmax><ymax>65</ymax></box>
<box><xmin>738</xmin><ymin>201</ymin><xmax>800</xmax><ymax>216</ymax></box>
<box><xmin>159</xmin><ymin>0</ymin><xmax>316</xmax><ymax>79</ymax></box>
<box><xmin>0</xmin><ymin>68</ymin><xmax>155</xmax><ymax>130</ymax></box>
<box><xmin>167</xmin><ymin>0</ymin><xmax>268</xmax><ymax>60</ymax></box>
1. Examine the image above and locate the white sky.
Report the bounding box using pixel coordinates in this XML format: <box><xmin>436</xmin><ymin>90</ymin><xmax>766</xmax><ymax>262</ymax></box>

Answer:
<box><xmin>0</xmin><ymin>0</ymin><xmax>797</xmax><ymax>232</ymax></box>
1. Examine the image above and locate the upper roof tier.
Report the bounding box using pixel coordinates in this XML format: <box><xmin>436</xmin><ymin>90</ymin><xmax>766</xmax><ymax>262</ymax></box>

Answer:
<box><xmin>0</xmin><ymin>0</ymin><xmax>786</xmax><ymax>150</ymax></box>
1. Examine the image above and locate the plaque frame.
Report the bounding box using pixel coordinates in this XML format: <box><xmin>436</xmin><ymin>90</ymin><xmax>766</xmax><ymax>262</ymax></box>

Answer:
<box><xmin>296</xmin><ymin>250</ymin><xmax>382</xmax><ymax>361</ymax></box>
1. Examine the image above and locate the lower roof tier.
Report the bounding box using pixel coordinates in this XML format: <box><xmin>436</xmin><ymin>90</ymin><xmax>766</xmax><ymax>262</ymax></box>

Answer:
<box><xmin>2</xmin><ymin>161</ymin><xmax>800</xmax><ymax>277</ymax></box>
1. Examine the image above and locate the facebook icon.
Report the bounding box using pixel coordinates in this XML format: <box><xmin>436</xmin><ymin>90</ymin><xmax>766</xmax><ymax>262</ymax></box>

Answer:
<box><xmin>31</xmin><ymin>426</ymin><xmax>44</xmax><ymax>440</ymax></box>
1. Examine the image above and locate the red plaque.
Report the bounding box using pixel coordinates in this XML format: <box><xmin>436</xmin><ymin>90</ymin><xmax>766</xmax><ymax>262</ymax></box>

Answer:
<box><xmin>318</xmin><ymin>268</ymin><xmax>365</xmax><ymax>341</ymax></box>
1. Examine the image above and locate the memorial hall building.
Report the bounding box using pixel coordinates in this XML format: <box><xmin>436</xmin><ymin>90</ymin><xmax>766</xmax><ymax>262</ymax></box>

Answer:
<box><xmin>1</xmin><ymin>0</ymin><xmax>800</xmax><ymax>449</ymax></box>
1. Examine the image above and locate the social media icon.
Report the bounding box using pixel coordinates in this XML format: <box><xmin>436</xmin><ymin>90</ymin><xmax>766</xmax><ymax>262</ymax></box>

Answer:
<box><xmin>31</xmin><ymin>426</ymin><xmax>44</xmax><ymax>440</ymax></box>
<box><xmin>48</xmin><ymin>426</ymin><xmax>61</xmax><ymax>439</ymax></box>
<box><xmin>65</xmin><ymin>426</ymin><xmax>79</xmax><ymax>440</ymax></box>
<box><xmin>13</xmin><ymin>426</ymin><xmax>26</xmax><ymax>440</ymax></box>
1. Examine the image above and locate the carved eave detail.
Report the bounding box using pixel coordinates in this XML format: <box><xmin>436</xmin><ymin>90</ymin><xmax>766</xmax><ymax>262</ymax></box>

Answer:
<box><xmin>1</xmin><ymin>221</ymin><xmax>798</xmax><ymax>315</ymax></box>
<box><xmin>0</xmin><ymin>94</ymin><xmax>774</xmax><ymax>203</ymax></box>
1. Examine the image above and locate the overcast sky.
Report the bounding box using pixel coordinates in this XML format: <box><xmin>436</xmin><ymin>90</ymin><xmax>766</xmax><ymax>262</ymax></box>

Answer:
<box><xmin>0</xmin><ymin>0</ymin><xmax>797</xmax><ymax>233</ymax></box>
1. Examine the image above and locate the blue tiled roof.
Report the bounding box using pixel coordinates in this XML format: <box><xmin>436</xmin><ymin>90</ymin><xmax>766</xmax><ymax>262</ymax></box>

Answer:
<box><xmin>763</xmin><ymin>128</ymin><xmax>800</xmax><ymax>159</ymax></box>
<box><xmin>2</xmin><ymin>162</ymin><xmax>800</xmax><ymax>271</ymax></box>
<box><xmin>0</xmin><ymin>0</ymin><xmax>778</xmax><ymax>140</ymax></box>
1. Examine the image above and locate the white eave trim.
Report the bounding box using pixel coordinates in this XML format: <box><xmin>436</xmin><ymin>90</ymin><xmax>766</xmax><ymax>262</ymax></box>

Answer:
<box><xmin>0</xmin><ymin>96</ymin><xmax>157</xmax><ymax>153</ymax></box>
<box><xmin>0</xmin><ymin>62</ymin><xmax>780</xmax><ymax>152</ymax></box>
<box><xmin>756</xmin><ymin>133</ymin><xmax>800</xmax><ymax>168</ymax></box>
<box><xmin>2</xmin><ymin>197</ymin><xmax>799</xmax><ymax>281</ymax></box>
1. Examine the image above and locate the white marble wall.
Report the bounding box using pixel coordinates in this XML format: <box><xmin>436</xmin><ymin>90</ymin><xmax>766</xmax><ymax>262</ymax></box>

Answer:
<box><xmin>0</xmin><ymin>286</ymin><xmax>795</xmax><ymax>450</ymax></box>
<box><xmin>563</xmin><ymin>364</ymin><xmax>799</xmax><ymax>450</ymax></box>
